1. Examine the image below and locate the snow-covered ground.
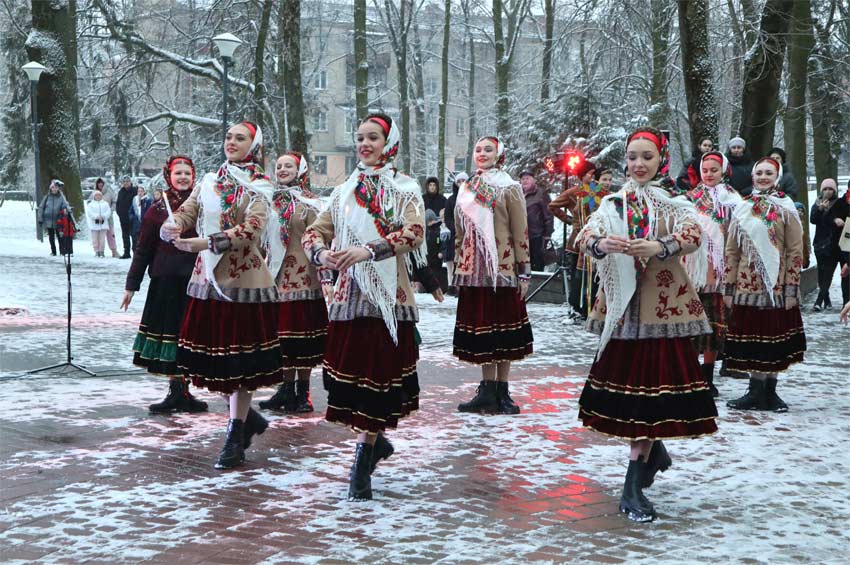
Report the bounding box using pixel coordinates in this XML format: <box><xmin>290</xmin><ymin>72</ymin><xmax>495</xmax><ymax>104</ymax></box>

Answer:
<box><xmin>1</xmin><ymin>200</ymin><xmax>849</xmax><ymax>563</ymax></box>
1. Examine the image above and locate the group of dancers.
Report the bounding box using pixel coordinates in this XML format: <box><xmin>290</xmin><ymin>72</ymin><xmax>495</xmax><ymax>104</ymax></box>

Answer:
<box><xmin>121</xmin><ymin>115</ymin><xmax>806</xmax><ymax>522</ymax></box>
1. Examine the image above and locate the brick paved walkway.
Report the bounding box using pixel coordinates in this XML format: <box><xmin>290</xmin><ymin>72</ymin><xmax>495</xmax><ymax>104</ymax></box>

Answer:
<box><xmin>1</xmin><ymin>283</ymin><xmax>849</xmax><ymax>563</ymax></box>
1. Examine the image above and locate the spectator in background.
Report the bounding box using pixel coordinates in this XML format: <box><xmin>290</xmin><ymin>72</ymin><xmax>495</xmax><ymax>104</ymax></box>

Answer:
<box><xmin>37</xmin><ymin>179</ymin><xmax>71</xmax><ymax>256</ymax></box>
<box><xmin>675</xmin><ymin>137</ymin><xmax>714</xmax><ymax>192</ymax></box>
<box><xmin>725</xmin><ymin>137</ymin><xmax>753</xmax><ymax>197</ymax></box>
<box><xmin>152</xmin><ymin>188</ymin><xmax>164</xmax><ymax>203</ymax></box>
<box><xmin>90</xmin><ymin>177</ymin><xmax>120</xmax><ymax>257</ymax></box>
<box><xmin>86</xmin><ymin>190</ymin><xmax>111</xmax><ymax>257</ymax></box>
<box><xmin>768</xmin><ymin>147</ymin><xmax>798</xmax><ymax>199</ymax></box>
<box><xmin>443</xmin><ymin>172</ymin><xmax>466</xmax><ymax>295</ymax></box>
<box><xmin>520</xmin><ymin>169</ymin><xmax>554</xmax><ymax>271</ymax></box>
<box><xmin>116</xmin><ymin>175</ymin><xmax>136</xmax><ymax>258</ymax></box>
<box><xmin>423</xmin><ymin>176</ymin><xmax>447</xmax><ymax>216</ymax></box>
<box><xmin>810</xmin><ymin>179</ymin><xmax>847</xmax><ymax>310</ymax></box>
<box><xmin>596</xmin><ymin>167</ymin><xmax>614</xmax><ymax>192</ymax></box>
<box><xmin>425</xmin><ymin>209</ymin><xmax>448</xmax><ymax>291</ymax></box>
<box><xmin>127</xmin><ymin>186</ymin><xmax>152</xmax><ymax>250</ymax></box>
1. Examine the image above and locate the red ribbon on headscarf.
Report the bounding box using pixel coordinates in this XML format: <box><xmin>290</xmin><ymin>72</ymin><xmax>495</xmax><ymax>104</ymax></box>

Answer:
<box><xmin>367</xmin><ymin>117</ymin><xmax>391</xmax><ymax>136</ymax></box>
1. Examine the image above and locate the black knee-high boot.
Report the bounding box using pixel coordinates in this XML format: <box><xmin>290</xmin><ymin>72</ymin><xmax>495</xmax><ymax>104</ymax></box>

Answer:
<box><xmin>619</xmin><ymin>456</ymin><xmax>656</xmax><ymax>522</ymax></box>
<box><xmin>348</xmin><ymin>443</ymin><xmax>374</xmax><ymax>501</ymax></box>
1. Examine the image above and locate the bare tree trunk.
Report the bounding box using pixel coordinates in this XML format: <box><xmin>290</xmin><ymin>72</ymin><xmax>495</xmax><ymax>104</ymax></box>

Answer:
<box><xmin>783</xmin><ymin>0</ymin><xmax>813</xmax><ymax>204</ymax></box>
<box><xmin>253</xmin><ymin>0</ymin><xmax>273</xmax><ymax>151</ymax></box>
<box><xmin>26</xmin><ymin>0</ymin><xmax>83</xmax><ymax>221</ymax></box>
<box><xmin>540</xmin><ymin>0</ymin><xmax>554</xmax><ymax>102</ymax></box>
<box><xmin>354</xmin><ymin>0</ymin><xmax>369</xmax><ymax>121</ymax></box>
<box><xmin>739</xmin><ymin>0</ymin><xmax>794</xmax><ymax>159</ymax></box>
<box><xmin>437</xmin><ymin>0</ymin><xmax>451</xmax><ymax>183</ymax></box>
<box><xmin>280</xmin><ymin>0</ymin><xmax>308</xmax><ymax>155</ymax></box>
<box><xmin>809</xmin><ymin>27</ymin><xmax>839</xmax><ymax>184</ymax></box>
<box><xmin>678</xmin><ymin>0</ymin><xmax>718</xmax><ymax>149</ymax></box>
<box><xmin>411</xmin><ymin>24</ymin><xmax>427</xmax><ymax>178</ymax></box>
<box><xmin>463</xmin><ymin>14</ymin><xmax>477</xmax><ymax>173</ymax></box>
<box><xmin>492</xmin><ymin>0</ymin><xmax>509</xmax><ymax>136</ymax></box>
<box><xmin>647</xmin><ymin>0</ymin><xmax>672</xmax><ymax>128</ymax></box>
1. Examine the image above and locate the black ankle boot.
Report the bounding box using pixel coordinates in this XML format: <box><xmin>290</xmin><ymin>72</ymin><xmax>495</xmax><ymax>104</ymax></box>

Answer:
<box><xmin>214</xmin><ymin>419</ymin><xmax>245</xmax><ymax>469</ymax></box>
<box><xmin>243</xmin><ymin>407</ymin><xmax>269</xmax><ymax>450</ymax></box>
<box><xmin>348</xmin><ymin>443</ymin><xmax>374</xmax><ymax>501</ymax></box>
<box><xmin>727</xmin><ymin>377</ymin><xmax>769</xmax><ymax>410</ymax></box>
<box><xmin>149</xmin><ymin>379</ymin><xmax>183</xmax><ymax>413</ymax></box>
<box><xmin>457</xmin><ymin>380</ymin><xmax>499</xmax><ymax>413</ymax></box>
<box><xmin>497</xmin><ymin>381</ymin><xmax>521</xmax><ymax>414</ymax></box>
<box><xmin>764</xmin><ymin>378</ymin><xmax>788</xmax><ymax>412</ymax></box>
<box><xmin>643</xmin><ymin>441</ymin><xmax>672</xmax><ymax>488</ymax></box>
<box><xmin>258</xmin><ymin>381</ymin><xmax>296</xmax><ymax>412</ymax></box>
<box><xmin>701</xmin><ymin>363</ymin><xmax>718</xmax><ymax>398</ymax></box>
<box><xmin>619</xmin><ymin>457</ymin><xmax>656</xmax><ymax>522</ymax></box>
<box><xmin>175</xmin><ymin>380</ymin><xmax>208</xmax><ymax>413</ymax></box>
<box><xmin>370</xmin><ymin>433</ymin><xmax>395</xmax><ymax>474</ymax></box>
<box><xmin>295</xmin><ymin>379</ymin><xmax>314</xmax><ymax>413</ymax></box>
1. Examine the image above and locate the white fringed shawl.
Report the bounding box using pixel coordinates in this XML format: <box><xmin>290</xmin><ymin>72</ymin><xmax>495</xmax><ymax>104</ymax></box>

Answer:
<box><xmin>688</xmin><ymin>183</ymin><xmax>742</xmax><ymax>290</ymax></box>
<box><xmin>580</xmin><ymin>179</ymin><xmax>706</xmax><ymax>358</ymax></box>
<box><xmin>329</xmin><ymin>162</ymin><xmax>426</xmax><ymax>344</ymax></box>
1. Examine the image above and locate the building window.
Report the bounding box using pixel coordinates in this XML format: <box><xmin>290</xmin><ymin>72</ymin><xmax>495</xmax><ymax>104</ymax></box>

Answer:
<box><xmin>343</xmin><ymin>111</ymin><xmax>357</xmax><ymax>134</ymax></box>
<box><xmin>313</xmin><ymin>111</ymin><xmax>328</xmax><ymax>132</ymax></box>
<box><xmin>346</xmin><ymin>155</ymin><xmax>358</xmax><ymax>172</ymax></box>
<box><xmin>426</xmin><ymin>77</ymin><xmax>439</xmax><ymax>96</ymax></box>
<box><xmin>426</xmin><ymin>114</ymin><xmax>437</xmax><ymax>135</ymax></box>
<box><xmin>314</xmin><ymin>155</ymin><xmax>328</xmax><ymax>175</ymax></box>
<box><xmin>314</xmin><ymin>69</ymin><xmax>327</xmax><ymax>90</ymax></box>
<box><xmin>456</xmin><ymin>117</ymin><xmax>466</xmax><ymax>135</ymax></box>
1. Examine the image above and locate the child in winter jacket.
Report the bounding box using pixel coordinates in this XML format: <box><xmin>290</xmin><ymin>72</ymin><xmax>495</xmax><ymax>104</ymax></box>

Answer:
<box><xmin>86</xmin><ymin>191</ymin><xmax>111</xmax><ymax>257</ymax></box>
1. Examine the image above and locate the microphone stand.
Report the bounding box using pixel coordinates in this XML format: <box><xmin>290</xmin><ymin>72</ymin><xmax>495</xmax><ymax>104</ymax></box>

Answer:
<box><xmin>28</xmin><ymin>250</ymin><xmax>97</xmax><ymax>376</ymax></box>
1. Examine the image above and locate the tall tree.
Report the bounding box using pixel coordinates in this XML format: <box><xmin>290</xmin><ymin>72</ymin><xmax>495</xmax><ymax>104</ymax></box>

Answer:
<box><xmin>253</xmin><ymin>0</ymin><xmax>273</xmax><ymax>148</ymax></box>
<box><xmin>411</xmin><ymin>24</ymin><xmax>427</xmax><ymax>177</ymax></box>
<box><xmin>491</xmin><ymin>0</ymin><xmax>531</xmax><ymax>137</ymax></box>
<box><xmin>461</xmin><ymin>0</ymin><xmax>477</xmax><ymax>172</ymax></box>
<box><xmin>26</xmin><ymin>0</ymin><xmax>83</xmax><ymax>222</ymax></box>
<box><xmin>782</xmin><ymin>0</ymin><xmax>813</xmax><ymax>204</ymax></box>
<box><xmin>279</xmin><ymin>0</ymin><xmax>308</xmax><ymax>154</ymax></box>
<box><xmin>808</xmin><ymin>8</ymin><xmax>841</xmax><ymax>184</ymax></box>
<box><xmin>540</xmin><ymin>0</ymin><xmax>555</xmax><ymax>102</ymax></box>
<box><xmin>678</xmin><ymin>0</ymin><xmax>718</xmax><ymax>149</ymax></box>
<box><xmin>436</xmin><ymin>0</ymin><xmax>451</xmax><ymax>184</ymax></box>
<box><xmin>0</xmin><ymin>0</ymin><xmax>31</xmax><ymax>196</ymax></box>
<box><xmin>647</xmin><ymin>0</ymin><xmax>674</xmax><ymax>128</ymax></box>
<box><xmin>739</xmin><ymin>0</ymin><xmax>794</xmax><ymax>159</ymax></box>
<box><xmin>354</xmin><ymin>0</ymin><xmax>369</xmax><ymax>121</ymax></box>
<box><xmin>376</xmin><ymin>0</ymin><xmax>415</xmax><ymax>170</ymax></box>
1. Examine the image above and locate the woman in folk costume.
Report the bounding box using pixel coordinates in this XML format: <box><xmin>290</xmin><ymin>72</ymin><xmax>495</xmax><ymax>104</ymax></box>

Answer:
<box><xmin>302</xmin><ymin>112</ymin><xmax>426</xmax><ymax>501</ymax></box>
<box><xmin>724</xmin><ymin>157</ymin><xmax>806</xmax><ymax>412</ymax></box>
<box><xmin>576</xmin><ymin>127</ymin><xmax>718</xmax><ymax>523</ymax></box>
<box><xmin>686</xmin><ymin>151</ymin><xmax>743</xmax><ymax>396</ymax></box>
<box><xmin>452</xmin><ymin>137</ymin><xmax>533</xmax><ymax>415</ymax></box>
<box><xmin>160</xmin><ymin>122</ymin><xmax>283</xmax><ymax>469</ymax></box>
<box><xmin>259</xmin><ymin>152</ymin><xmax>329</xmax><ymax>413</ymax></box>
<box><xmin>121</xmin><ymin>156</ymin><xmax>208</xmax><ymax>414</ymax></box>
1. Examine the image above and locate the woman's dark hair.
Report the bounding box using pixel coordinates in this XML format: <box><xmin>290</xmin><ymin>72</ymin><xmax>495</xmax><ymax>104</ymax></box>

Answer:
<box><xmin>595</xmin><ymin>167</ymin><xmax>612</xmax><ymax>180</ymax></box>
<box><xmin>362</xmin><ymin>112</ymin><xmax>393</xmax><ymax>141</ymax></box>
<box><xmin>95</xmin><ymin>177</ymin><xmax>105</xmax><ymax>188</ymax></box>
<box><xmin>768</xmin><ymin>147</ymin><xmax>787</xmax><ymax>163</ymax></box>
<box><xmin>425</xmin><ymin>176</ymin><xmax>439</xmax><ymax>188</ymax></box>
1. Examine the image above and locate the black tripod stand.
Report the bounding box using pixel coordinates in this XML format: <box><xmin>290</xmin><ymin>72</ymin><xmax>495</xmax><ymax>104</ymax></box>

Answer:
<box><xmin>28</xmin><ymin>249</ymin><xmax>97</xmax><ymax>376</ymax></box>
<box><xmin>526</xmin><ymin>173</ymin><xmax>575</xmax><ymax>304</ymax></box>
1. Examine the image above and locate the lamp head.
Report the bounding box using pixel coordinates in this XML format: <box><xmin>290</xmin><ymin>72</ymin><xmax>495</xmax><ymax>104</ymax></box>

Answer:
<box><xmin>22</xmin><ymin>61</ymin><xmax>46</xmax><ymax>82</ymax></box>
<box><xmin>213</xmin><ymin>33</ymin><xmax>242</xmax><ymax>60</ymax></box>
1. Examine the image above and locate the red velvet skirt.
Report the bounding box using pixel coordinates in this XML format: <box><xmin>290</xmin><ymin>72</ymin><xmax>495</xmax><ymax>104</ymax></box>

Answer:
<box><xmin>725</xmin><ymin>305</ymin><xmax>806</xmax><ymax>372</ymax></box>
<box><xmin>453</xmin><ymin>286</ymin><xmax>533</xmax><ymax>364</ymax></box>
<box><xmin>323</xmin><ymin>317</ymin><xmax>419</xmax><ymax>433</ymax></box>
<box><xmin>133</xmin><ymin>276</ymin><xmax>190</xmax><ymax>376</ymax></box>
<box><xmin>579</xmin><ymin>337</ymin><xmax>718</xmax><ymax>440</ymax></box>
<box><xmin>278</xmin><ymin>298</ymin><xmax>328</xmax><ymax>369</ymax></box>
<box><xmin>691</xmin><ymin>292</ymin><xmax>726</xmax><ymax>354</ymax></box>
<box><xmin>177</xmin><ymin>297</ymin><xmax>284</xmax><ymax>394</ymax></box>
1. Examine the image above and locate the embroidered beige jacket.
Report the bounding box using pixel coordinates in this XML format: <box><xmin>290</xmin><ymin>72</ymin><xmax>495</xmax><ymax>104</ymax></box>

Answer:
<box><xmin>724</xmin><ymin>209</ymin><xmax>803</xmax><ymax>308</ymax></box>
<box><xmin>171</xmin><ymin>186</ymin><xmax>278</xmax><ymax>303</ymax></box>
<box><xmin>302</xmin><ymin>200</ymin><xmax>425</xmax><ymax>322</ymax></box>
<box><xmin>453</xmin><ymin>185</ymin><xmax>531</xmax><ymax>287</ymax></box>
<box><xmin>274</xmin><ymin>201</ymin><xmax>329</xmax><ymax>301</ymax></box>
<box><xmin>580</xmin><ymin>218</ymin><xmax>711</xmax><ymax>339</ymax></box>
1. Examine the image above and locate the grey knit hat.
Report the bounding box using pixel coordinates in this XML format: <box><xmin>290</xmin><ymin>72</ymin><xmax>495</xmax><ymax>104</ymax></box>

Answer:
<box><xmin>728</xmin><ymin>136</ymin><xmax>746</xmax><ymax>149</ymax></box>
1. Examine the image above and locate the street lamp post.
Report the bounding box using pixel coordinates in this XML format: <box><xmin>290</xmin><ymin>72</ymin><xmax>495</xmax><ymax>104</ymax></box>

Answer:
<box><xmin>22</xmin><ymin>61</ymin><xmax>46</xmax><ymax>241</ymax></box>
<box><xmin>212</xmin><ymin>33</ymin><xmax>242</xmax><ymax>160</ymax></box>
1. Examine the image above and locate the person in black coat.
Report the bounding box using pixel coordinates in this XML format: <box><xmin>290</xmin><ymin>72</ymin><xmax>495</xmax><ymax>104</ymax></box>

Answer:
<box><xmin>810</xmin><ymin>178</ymin><xmax>848</xmax><ymax>310</ymax></box>
<box><xmin>725</xmin><ymin>137</ymin><xmax>754</xmax><ymax>197</ymax></box>
<box><xmin>768</xmin><ymin>147</ymin><xmax>798</xmax><ymax>200</ymax></box>
<box><xmin>443</xmin><ymin>173</ymin><xmax>465</xmax><ymax>295</ymax></box>
<box><xmin>423</xmin><ymin>176</ymin><xmax>447</xmax><ymax>216</ymax></box>
<box><xmin>115</xmin><ymin>175</ymin><xmax>137</xmax><ymax>258</ymax></box>
<box><xmin>675</xmin><ymin>137</ymin><xmax>714</xmax><ymax>192</ymax></box>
